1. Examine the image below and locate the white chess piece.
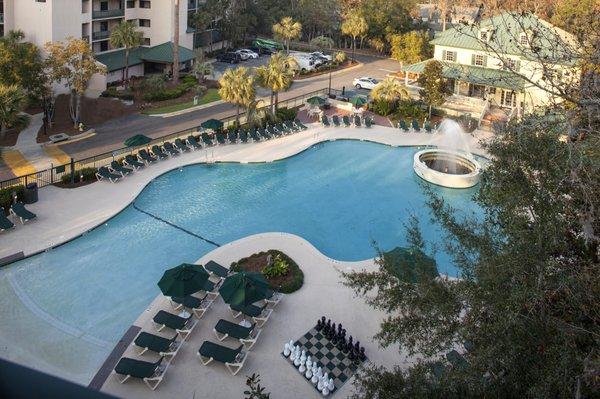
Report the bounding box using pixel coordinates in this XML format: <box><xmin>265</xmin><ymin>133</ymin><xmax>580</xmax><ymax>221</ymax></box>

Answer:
<box><xmin>305</xmin><ymin>364</ymin><xmax>313</xmax><ymax>379</ymax></box>
<box><xmin>311</xmin><ymin>365</ymin><xmax>319</xmax><ymax>384</ymax></box>
<box><xmin>300</xmin><ymin>350</ymin><xmax>307</xmax><ymax>364</ymax></box>
<box><xmin>283</xmin><ymin>343</ymin><xmax>290</xmax><ymax>357</ymax></box>
<box><xmin>317</xmin><ymin>375</ymin><xmax>324</xmax><ymax>391</ymax></box>
<box><xmin>289</xmin><ymin>347</ymin><xmax>296</xmax><ymax>361</ymax></box>
<box><xmin>322</xmin><ymin>372</ymin><xmax>329</xmax><ymax>386</ymax></box>
<box><xmin>327</xmin><ymin>378</ymin><xmax>335</xmax><ymax>391</ymax></box>
<box><xmin>316</xmin><ymin>367</ymin><xmax>323</xmax><ymax>379</ymax></box>
<box><xmin>294</xmin><ymin>347</ymin><xmax>301</xmax><ymax>367</ymax></box>
<box><xmin>320</xmin><ymin>375</ymin><xmax>329</xmax><ymax>394</ymax></box>
<box><xmin>322</xmin><ymin>382</ymin><xmax>330</xmax><ymax>396</ymax></box>
<box><xmin>289</xmin><ymin>340</ymin><xmax>294</xmax><ymax>349</ymax></box>
<box><xmin>299</xmin><ymin>357</ymin><xmax>306</xmax><ymax>373</ymax></box>
<box><xmin>306</xmin><ymin>356</ymin><xmax>313</xmax><ymax>370</ymax></box>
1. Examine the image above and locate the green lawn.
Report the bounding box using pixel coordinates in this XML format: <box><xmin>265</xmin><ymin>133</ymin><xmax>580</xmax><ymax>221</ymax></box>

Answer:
<box><xmin>143</xmin><ymin>89</ymin><xmax>221</xmax><ymax>115</ymax></box>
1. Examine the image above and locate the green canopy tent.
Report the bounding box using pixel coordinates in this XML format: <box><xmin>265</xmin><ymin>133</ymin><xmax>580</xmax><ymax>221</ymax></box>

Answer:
<box><xmin>383</xmin><ymin>246</ymin><xmax>438</xmax><ymax>283</ymax></box>
<box><xmin>124</xmin><ymin>134</ymin><xmax>152</xmax><ymax>147</ymax></box>
<box><xmin>157</xmin><ymin>263</ymin><xmax>210</xmax><ymax>297</ymax></box>
<box><xmin>349</xmin><ymin>95</ymin><xmax>368</xmax><ymax>108</ymax></box>
<box><xmin>306</xmin><ymin>96</ymin><xmax>326</xmax><ymax>106</ymax></box>
<box><xmin>218</xmin><ymin>271</ymin><xmax>271</xmax><ymax>308</ymax></box>
<box><xmin>201</xmin><ymin>119</ymin><xmax>224</xmax><ymax>131</ymax></box>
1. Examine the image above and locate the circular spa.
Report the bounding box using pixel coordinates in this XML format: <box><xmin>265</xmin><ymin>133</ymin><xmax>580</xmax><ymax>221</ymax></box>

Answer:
<box><xmin>413</xmin><ymin>148</ymin><xmax>482</xmax><ymax>188</ymax></box>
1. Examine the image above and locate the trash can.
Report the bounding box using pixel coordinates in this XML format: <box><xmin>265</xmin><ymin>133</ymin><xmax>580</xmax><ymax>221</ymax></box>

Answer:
<box><xmin>24</xmin><ymin>183</ymin><xmax>38</xmax><ymax>204</ymax></box>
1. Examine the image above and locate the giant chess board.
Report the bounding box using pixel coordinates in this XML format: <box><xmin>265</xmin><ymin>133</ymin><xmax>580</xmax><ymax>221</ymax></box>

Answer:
<box><xmin>281</xmin><ymin>327</ymin><xmax>368</xmax><ymax>396</ymax></box>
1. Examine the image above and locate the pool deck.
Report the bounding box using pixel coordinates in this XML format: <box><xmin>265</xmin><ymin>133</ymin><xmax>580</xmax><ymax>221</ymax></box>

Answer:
<box><xmin>99</xmin><ymin>232</ymin><xmax>412</xmax><ymax>399</ymax></box>
<box><xmin>0</xmin><ymin>124</ymin><xmax>490</xmax><ymax>262</ymax></box>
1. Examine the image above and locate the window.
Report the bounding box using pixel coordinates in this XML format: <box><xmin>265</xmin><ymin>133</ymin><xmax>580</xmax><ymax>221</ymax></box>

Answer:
<box><xmin>506</xmin><ymin>58</ymin><xmax>519</xmax><ymax>72</ymax></box>
<box><xmin>126</xmin><ymin>0</ymin><xmax>135</xmax><ymax>8</ymax></box>
<box><xmin>143</xmin><ymin>38</ymin><xmax>151</xmax><ymax>46</ymax></box>
<box><xmin>479</xmin><ymin>30</ymin><xmax>488</xmax><ymax>42</ymax></box>
<box><xmin>444</xmin><ymin>50</ymin><xmax>457</xmax><ymax>62</ymax></box>
<box><xmin>99</xmin><ymin>41</ymin><xmax>108</xmax><ymax>52</ymax></box>
<box><xmin>139</xmin><ymin>19</ymin><xmax>151</xmax><ymax>27</ymax></box>
<box><xmin>474</xmin><ymin>54</ymin><xmax>485</xmax><ymax>66</ymax></box>
<box><xmin>140</xmin><ymin>0</ymin><xmax>151</xmax><ymax>8</ymax></box>
<box><xmin>519</xmin><ymin>32</ymin><xmax>529</xmax><ymax>46</ymax></box>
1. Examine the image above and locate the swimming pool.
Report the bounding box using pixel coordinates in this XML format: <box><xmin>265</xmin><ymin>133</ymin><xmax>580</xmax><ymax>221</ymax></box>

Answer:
<box><xmin>0</xmin><ymin>140</ymin><xmax>481</xmax><ymax>383</ymax></box>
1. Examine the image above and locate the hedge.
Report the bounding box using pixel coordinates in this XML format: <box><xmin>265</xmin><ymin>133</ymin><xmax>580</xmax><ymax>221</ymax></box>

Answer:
<box><xmin>0</xmin><ymin>185</ymin><xmax>24</xmax><ymax>215</ymax></box>
<box><xmin>60</xmin><ymin>167</ymin><xmax>97</xmax><ymax>184</ymax></box>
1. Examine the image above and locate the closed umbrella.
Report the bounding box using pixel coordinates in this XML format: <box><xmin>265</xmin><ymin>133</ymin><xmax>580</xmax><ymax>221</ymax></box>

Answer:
<box><xmin>383</xmin><ymin>247</ymin><xmax>438</xmax><ymax>283</ymax></box>
<box><xmin>158</xmin><ymin>263</ymin><xmax>210</xmax><ymax>298</ymax></box>
<box><xmin>219</xmin><ymin>271</ymin><xmax>271</xmax><ymax>308</ymax></box>
<box><xmin>349</xmin><ymin>95</ymin><xmax>368</xmax><ymax>108</ymax></box>
<box><xmin>124</xmin><ymin>134</ymin><xmax>152</xmax><ymax>147</ymax></box>
<box><xmin>201</xmin><ymin>119</ymin><xmax>224</xmax><ymax>130</ymax></box>
<box><xmin>306</xmin><ymin>96</ymin><xmax>326</xmax><ymax>106</ymax></box>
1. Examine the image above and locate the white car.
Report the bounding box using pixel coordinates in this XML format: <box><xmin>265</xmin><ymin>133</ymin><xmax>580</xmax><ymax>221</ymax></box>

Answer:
<box><xmin>236</xmin><ymin>49</ymin><xmax>259</xmax><ymax>60</ymax></box>
<box><xmin>353</xmin><ymin>77</ymin><xmax>378</xmax><ymax>90</ymax></box>
<box><xmin>309</xmin><ymin>51</ymin><xmax>332</xmax><ymax>62</ymax></box>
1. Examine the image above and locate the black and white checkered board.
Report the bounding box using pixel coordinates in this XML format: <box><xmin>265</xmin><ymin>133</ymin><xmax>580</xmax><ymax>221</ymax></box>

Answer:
<box><xmin>281</xmin><ymin>327</ymin><xmax>367</xmax><ymax>396</ymax></box>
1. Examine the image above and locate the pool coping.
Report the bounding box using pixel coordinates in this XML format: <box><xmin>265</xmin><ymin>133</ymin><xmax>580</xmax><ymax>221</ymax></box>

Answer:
<box><xmin>0</xmin><ymin>125</ymin><xmax>491</xmax><ymax>265</ymax></box>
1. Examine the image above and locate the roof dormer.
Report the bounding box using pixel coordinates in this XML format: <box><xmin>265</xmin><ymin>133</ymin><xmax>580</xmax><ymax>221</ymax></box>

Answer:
<box><xmin>478</xmin><ymin>26</ymin><xmax>494</xmax><ymax>42</ymax></box>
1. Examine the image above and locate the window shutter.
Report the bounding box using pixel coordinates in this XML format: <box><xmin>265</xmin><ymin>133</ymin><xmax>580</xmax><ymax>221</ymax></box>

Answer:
<box><xmin>515</xmin><ymin>60</ymin><xmax>521</xmax><ymax>72</ymax></box>
<box><xmin>483</xmin><ymin>55</ymin><xmax>488</xmax><ymax>67</ymax></box>
<box><xmin>443</xmin><ymin>50</ymin><xmax>447</xmax><ymax>61</ymax></box>
<box><xmin>471</xmin><ymin>54</ymin><xmax>476</xmax><ymax>65</ymax></box>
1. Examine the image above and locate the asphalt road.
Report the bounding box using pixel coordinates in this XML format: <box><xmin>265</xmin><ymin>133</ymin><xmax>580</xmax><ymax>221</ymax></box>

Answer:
<box><xmin>58</xmin><ymin>54</ymin><xmax>400</xmax><ymax>160</ymax></box>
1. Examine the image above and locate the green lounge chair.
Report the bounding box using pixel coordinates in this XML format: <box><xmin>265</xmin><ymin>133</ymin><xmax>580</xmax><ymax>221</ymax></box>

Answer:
<box><xmin>228</xmin><ymin>131</ymin><xmax>238</xmax><ymax>144</ymax></box>
<box><xmin>294</xmin><ymin>118</ymin><xmax>308</xmax><ymax>130</ymax></box>
<box><xmin>174</xmin><ymin>138</ymin><xmax>190</xmax><ymax>152</ymax></box>
<box><xmin>152</xmin><ymin>310</ymin><xmax>197</xmax><ymax>340</ymax></box>
<box><xmin>238</xmin><ymin>130</ymin><xmax>249</xmax><ymax>143</ymax></box>
<box><xmin>0</xmin><ymin>211</ymin><xmax>15</xmax><ymax>232</ymax></box>
<box><xmin>201</xmin><ymin>133</ymin><xmax>214</xmax><ymax>146</ymax></box>
<box><xmin>216</xmin><ymin>132</ymin><xmax>227</xmax><ymax>145</ymax></box>
<box><xmin>354</xmin><ymin>115</ymin><xmax>362</xmax><ymax>127</ymax></box>
<box><xmin>124</xmin><ymin>154</ymin><xmax>144</xmax><ymax>170</ymax></box>
<box><xmin>186</xmin><ymin>135</ymin><xmax>202</xmax><ymax>150</ymax></box>
<box><xmin>96</xmin><ymin>166</ymin><xmax>122</xmax><ymax>183</ymax></box>
<box><xmin>110</xmin><ymin>161</ymin><xmax>133</xmax><ymax>177</ymax></box>
<box><xmin>229</xmin><ymin>303</ymin><xmax>273</xmax><ymax>328</ymax></box>
<box><xmin>198</xmin><ymin>342</ymin><xmax>247</xmax><ymax>376</ymax></box>
<box><xmin>170</xmin><ymin>293</ymin><xmax>215</xmax><ymax>319</ymax></box>
<box><xmin>114</xmin><ymin>356</ymin><xmax>167</xmax><ymax>390</ymax></box>
<box><xmin>10</xmin><ymin>203</ymin><xmax>36</xmax><ymax>224</ymax></box>
<box><xmin>342</xmin><ymin>115</ymin><xmax>351</xmax><ymax>127</ymax></box>
<box><xmin>249</xmin><ymin>128</ymin><xmax>260</xmax><ymax>142</ymax></box>
<box><xmin>162</xmin><ymin>142</ymin><xmax>179</xmax><ymax>156</ymax></box>
<box><xmin>214</xmin><ymin>319</ymin><xmax>262</xmax><ymax>350</ymax></box>
<box><xmin>137</xmin><ymin>149</ymin><xmax>157</xmax><ymax>164</ymax></box>
<box><xmin>200</xmin><ymin>278</ymin><xmax>221</xmax><ymax>299</ymax></box>
<box><xmin>205</xmin><ymin>260</ymin><xmax>231</xmax><ymax>279</ymax></box>
<box><xmin>332</xmin><ymin>115</ymin><xmax>341</xmax><ymax>127</ymax></box>
<box><xmin>263</xmin><ymin>289</ymin><xmax>285</xmax><ymax>307</ymax></box>
<box><xmin>280</xmin><ymin>122</ymin><xmax>293</xmax><ymax>134</ymax></box>
<box><xmin>399</xmin><ymin>119</ymin><xmax>409</xmax><ymax>132</ymax></box>
<box><xmin>412</xmin><ymin>118</ymin><xmax>420</xmax><ymax>132</ymax></box>
<box><xmin>321</xmin><ymin>114</ymin><xmax>330</xmax><ymax>127</ymax></box>
<box><xmin>151</xmin><ymin>145</ymin><xmax>168</xmax><ymax>160</ymax></box>
<box><xmin>259</xmin><ymin>127</ymin><xmax>271</xmax><ymax>140</ymax></box>
<box><xmin>424</xmin><ymin>120</ymin><xmax>432</xmax><ymax>133</ymax></box>
<box><xmin>285</xmin><ymin>120</ymin><xmax>300</xmax><ymax>132</ymax></box>
<box><xmin>133</xmin><ymin>332</ymin><xmax>181</xmax><ymax>358</ymax></box>
<box><xmin>365</xmin><ymin>116</ymin><xmax>373</xmax><ymax>128</ymax></box>
<box><xmin>268</xmin><ymin>125</ymin><xmax>282</xmax><ymax>137</ymax></box>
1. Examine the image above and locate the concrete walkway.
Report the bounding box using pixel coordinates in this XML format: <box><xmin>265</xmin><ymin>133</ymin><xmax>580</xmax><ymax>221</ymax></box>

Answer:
<box><xmin>101</xmin><ymin>232</ymin><xmax>409</xmax><ymax>399</ymax></box>
<box><xmin>0</xmin><ymin>124</ymin><xmax>490</xmax><ymax>262</ymax></box>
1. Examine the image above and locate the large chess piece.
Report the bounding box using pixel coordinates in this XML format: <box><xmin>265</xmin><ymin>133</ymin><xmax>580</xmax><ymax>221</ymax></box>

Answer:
<box><xmin>317</xmin><ymin>374</ymin><xmax>324</xmax><ymax>391</ymax></box>
<box><xmin>336</xmin><ymin>335</ymin><xmax>346</xmax><ymax>351</ymax></box>
<box><xmin>305</xmin><ymin>364</ymin><xmax>313</xmax><ymax>379</ymax></box>
<box><xmin>283</xmin><ymin>342</ymin><xmax>291</xmax><ymax>357</ymax></box>
<box><xmin>359</xmin><ymin>347</ymin><xmax>366</xmax><ymax>361</ymax></box>
<box><xmin>344</xmin><ymin>336</ymin><xmax>353</xmax><ymax>354</ymax></box>
<box><xmin>299</xmin><ymin>350</ymin><xmax>307</xmax><ymax>372</ymax></box>
<box><xmin>327</xmin><ymin>378</ymin><xmax>335</xmax><ymax>392</ymax></box>
<box><xmin>326</xmin><ymin>319</ymin><xmax>332</xmax><ymax>335</ymax></box>
<box><xmin>330</xmin><ymin>323</ymin><xmax>336</xmax><ymax>340</ymax></box>
<box><xmin>311</xmin><ymin>364</ymin><xmax>319</xmax><ymax>384</ymax></box>
<box><xmin>321</xmin><ymin>372</ymin><xmax>329</xmax><ymax>393</ymax></box>
<box><xmin>316</xmin><ymin>318</ymin><xmax>323</xmax><ymax>331</ymax></box>
<box><xmin>306</xmin><ymin>356</ymin><xmax>313</xmax><ymax>370</ymax></box>
<box><xmin>290</xmin><ymin>345</ymin><xmax>297</xmax><ymax>361</ymax></box>
<box><xmin>321</xmin><ymin>379</ymin><xmax>330</xmax><ymax>397</ymax></box>
<box><xmin>294</xmin><ymin>348</ymin><xmax>302</xmax><ymax>367</ymax></box>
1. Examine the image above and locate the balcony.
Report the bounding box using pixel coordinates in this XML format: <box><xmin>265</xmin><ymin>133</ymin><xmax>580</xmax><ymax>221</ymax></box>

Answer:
<box><xmin>92</xmin><ymin>9</ymin><xmax>124</xmax><ymax>19</ymax></box>
<box><xmin>92</xmin><ymin>31</ymin><xmax>111</xmax><ymax>41</ymax></box>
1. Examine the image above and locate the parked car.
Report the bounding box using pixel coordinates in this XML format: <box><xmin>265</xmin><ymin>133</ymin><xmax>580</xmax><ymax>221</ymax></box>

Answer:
<box><xmin>236</xmin><ymin>49</ymin><xmax>259</xmax><ymax>60</ymax></box>
<box><xmin>353</xmin><ymin>77</ymin><xmax>378</xmax><ymax>90</ymax></box>
<box><xmin>310</xmin><ymin>52</ymin><xmax>332</xmax><ymax>62</ymax></box>
<box><xmin>290</xmin><ymin>53</ymin><xmax>316</xmax><ymax>73</ymax></box>
<box><xmin>217</xmin><ymin>52</ymin><xmax>241</xmax><ymax>64</ymax></box>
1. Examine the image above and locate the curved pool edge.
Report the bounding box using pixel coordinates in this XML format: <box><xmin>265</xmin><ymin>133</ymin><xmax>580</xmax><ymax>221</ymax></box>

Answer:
<box><xmin>0</xmin><ymin>125</ymin><xmax>490</xmax><ymax>264</ymax></box>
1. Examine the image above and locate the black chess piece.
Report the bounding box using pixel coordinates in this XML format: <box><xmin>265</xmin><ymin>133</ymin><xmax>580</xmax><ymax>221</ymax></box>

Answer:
<box><xmin>344</xmin><ymin>336</ymin><xmax>353</xmax><ymax>354</ymax></box>
<box><xmin>354</xmin><ymin>341</ymin><xmax>361</xmax><ymax>353</ymax></box>
<box><xmin>359</xmin><ymin>347</ymin><xmax>366</xmax><ymax>361</ymax></box>
<box><xmin>316</xmin><ymin>318</ymin><xmax>323</xmax><ymax>331</ymax></box>
<box><xmin>337</xmin><ymin>324</ymin><xmax>343</xmax><ymax>334</ymax></box>
<box><xmin>348</xmin><ymin>348</ymin><xmax>357</xmax><ymax>360</ymax></box>
<box><xmin>330</xmin><ymin>323</ymin><xmax>337</xmax><ymax>341</ymax></box>
<box><xmin>336</xmin><ymin>335</ymin><xmax>346</xmax><ymax>351</ymax></box>
<box><xmin>326</xmin><ymin>319</ymin><xmax>332</xmax><ymax>335</ymax></box>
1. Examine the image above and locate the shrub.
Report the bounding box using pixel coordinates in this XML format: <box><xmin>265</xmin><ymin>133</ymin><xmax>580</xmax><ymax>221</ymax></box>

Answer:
<box><xmin>333</xmin><ymin>51</ymin><xmax>347</xmax><ymax>64</ymax></box>
<box><xmin>262</xmin><ymin>255</ymin><xmax>289</xmax><ymax>278</ymax></box>
<box><xmin>60</xmin><ymin>167</ymin><xmax>97</xmax><ymax>184</ymax></box>
<box><xmin>101</xmin><ymin>87</ymin><xmax>134</xmax><ymax>101</ymax></box>
<box><xmin>275</xmin><ymin>107</ymin><xmax>298</xmax><ymax>121</ymax></box>
<box><xmin>194</xmin><ymin>84</ymin><xmax>207</xmax><ymax>97</ymax></box>
<box><xmin>143</xmin><ymin>75</ymin><xmax>166</xmax><ymax>92</ymax></box>
<box><xmin>395</xmin><ymin>100</ymin><xmax>428</xmax><ymax>120</ymax></box>
<box><xmin>371</xmin><ymin>99</ymin><xmax>396</xmax><ymax>116</ymax></box>
<box><xmin>230</xmin><ymin>250</ymin><xmax>304</xmax><ymax>294</ymax></box>
<box><xmin>0</xmin><ymin>185</ymin><xmax>24</xmax><ymax>214</ymax></box>
<box><xmin>181</xmin><ymin>74</ymin><xmax>198</xmax><ymax>85</ymax></box>
<box><xmin>142</xmin><ymin>80</ymin><xmax>195</xmax><ymax>102</ymax></box>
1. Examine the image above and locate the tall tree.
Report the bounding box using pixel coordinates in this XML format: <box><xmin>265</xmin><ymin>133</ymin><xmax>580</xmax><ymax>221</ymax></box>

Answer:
<box><xmin>0</xmin><ymin>30</ymin><xmax>47</xmax><ymax>101</ymax></box>
<box><xmin>218</xmin><ymin>66</ymin><xmax>255</xmax><ymax>126</ymax></box>
<box><xmin>173</xmin><ymin>0</ymin><xmax>180</xmax><ymax>84</ymax></box>
<box><xmin>45</xmin><ymin>38</ymin><xmax>106</xmax><ymax>128</ymax></box>
<box><xmin>255</xmin><ymin>52</ymin><xmax>298</xmax><ymax>112</ymax></box>
<box><xmin>417</xmin><ymin>60</ymin><xmax>449</xmax><ymax>117</ymax></box>
<box><xmin>341</xmin><ymin>13</ymin><xmax>368</xmax><ymax>62</ymax></box>
<box><xmin>0</xmin><ymin>84</ymin><xmax>28</xmax><ymax>139</ymax></box>
<box><xmin>109</xmin><ymin>21</ymin><xmax>143</xmax><ymax>86</ymax></box>
<box><xmin>272</xmin><ymin>16</ymin><xmax>303</xmax><ymax>53</ymax></box>
<box><xmin>389</xmin><ymin>31</ymin><xmax>431</xmax><ymax>68</ymax></box>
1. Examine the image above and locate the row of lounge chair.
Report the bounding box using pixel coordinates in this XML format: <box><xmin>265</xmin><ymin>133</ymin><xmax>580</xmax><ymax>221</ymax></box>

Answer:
<box><xmin>0</xmin><ymin>203</ymin><xmax>37</xmax><ymax>233</ymax></box>
<box><xmin>113</xmin><ymin>260</ymin><xmax>284</xmax><ymax>390</ymax></box>
<box><xmin>398</xmin><ymin>118</ymin><xmax>437</xmax><ymax>133</ymax></box>
<box><xmin>96</xmin><ymin>119</ymin><xmax>311</xmax><ymax>184</ymax></box>
<box><xmin>321</xmin><ymin>114</ymin><xmax>375</xmax><ymax>128</ymax></box>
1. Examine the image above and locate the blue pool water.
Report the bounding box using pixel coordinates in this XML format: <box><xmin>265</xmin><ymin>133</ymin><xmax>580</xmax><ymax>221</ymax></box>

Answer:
<box><xmin>1</xmin><ymin>141</ymin><xmax>481</xmax><ymax>356</ymax></box>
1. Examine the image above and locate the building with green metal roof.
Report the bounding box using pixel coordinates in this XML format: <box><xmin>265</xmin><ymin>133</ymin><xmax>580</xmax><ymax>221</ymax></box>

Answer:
<box><xmin>400</xmin><ymin>12</ymin><xmax>579</xmax><ymax>118</ymax></box>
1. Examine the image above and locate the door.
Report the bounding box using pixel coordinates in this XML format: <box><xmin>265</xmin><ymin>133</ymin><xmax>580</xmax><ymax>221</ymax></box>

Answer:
<box><xmin>500</xmin><ymin>90</ymin><xmax>516</xmax><ymax>107</ymax></box>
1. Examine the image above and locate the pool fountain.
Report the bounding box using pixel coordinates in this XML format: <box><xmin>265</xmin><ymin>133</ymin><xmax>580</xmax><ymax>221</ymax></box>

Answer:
<box><xmin>413</xmin><ymin>119</ymin><xmax>482</xmax><ymax>189</ymax></box>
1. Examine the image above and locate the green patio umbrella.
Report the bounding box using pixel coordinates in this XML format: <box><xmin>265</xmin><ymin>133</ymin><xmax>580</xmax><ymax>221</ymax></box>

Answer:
<box><xmin>158</xmin><ymin>263</ymin><xmax>210</xmax><ymax>298</ymax></box>
<box><xmin>383</xmin><ymin>247</ymin><xmax>438</xmax><ymax>283</ymax></box>
<box><xmin>349</xmin><ymin>95</ymin><xmax>368</xmax><ymax>107</ymax></box>
<box><xmin>201</xmin><ymin>118</ymin><xmax>224</xmax><ymax>130</ymax></box>
<box><xmin>306</xmin><ymin>96</ymin><xmax>326</xmax><ymax>106</ymax></box>
<box><xmin>219</xmin><ymin>271</ymin><xmax>271</xmax><ymax>308</ymax></box>
<box><xmin>124</xmin><ymin>134</ymin><xmax>152</xmax><ymax>147</ymax></box>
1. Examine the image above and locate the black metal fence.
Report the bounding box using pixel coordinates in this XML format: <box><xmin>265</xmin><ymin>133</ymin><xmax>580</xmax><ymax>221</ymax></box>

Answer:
<box><xmin>0</xmin><ymin>87</ymin><xmax>338</xmax><ymax>191</ymax></box>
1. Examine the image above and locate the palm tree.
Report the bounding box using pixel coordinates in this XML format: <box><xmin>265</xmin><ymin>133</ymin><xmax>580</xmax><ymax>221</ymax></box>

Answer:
<box><xmin>371</xmin><ymin>77</ymin><xmax>409</xmax><ymax>104</ymax></box>
<box><xmin>255</xmin><ymin>52</ymin><xmax>298</xmax><ymax>113</ymax></box>
<box><xmin>173</xmin><ymin>0</ymin><xmax>180</xmax><ymax>84</ymax></box>
<box><xmin>0</xmin><ymin>84</ymin><xmax>27</xmax><ymax>139</ymax></box>
<box><xmin>218</xmin><ymin>67</ymin><xmax>255</xmax><ymax>126</ymax></box>
<box><xmin>109</xmin><ymin>21</ymin><xmax>143</xmax><ymax>86</ymax></box>
<box><xmin>245</xmin><ymin>99</ymin><xmax>267</xmax><ymax>128</ymax></box>
<box><xmin>341</xmin><ymin>13</ymin><xmax>368</xmax><ymax>62</ymax></box>
<box><xmin>272</xmin><ymin>17</ymin><xmax>302</xmax><ymax>53</ymax></box>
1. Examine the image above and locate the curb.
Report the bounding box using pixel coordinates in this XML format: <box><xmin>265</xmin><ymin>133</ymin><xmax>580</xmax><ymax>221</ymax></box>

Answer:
<box><xmin>148</xmin><ymin>100</ymin><xmax>226</xmax><ymax>118</ymax></box>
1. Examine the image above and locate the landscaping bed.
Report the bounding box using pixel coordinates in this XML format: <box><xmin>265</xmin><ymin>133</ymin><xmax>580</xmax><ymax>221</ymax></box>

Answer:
<box><xmin>230</xmin><ymin>250</ymin><xmax>304</xmax><ymax>294</ymax></box>
<box><xmin>294</xmin><ymin>60</ymin><xmax>358</xmax><ymax>80</ymax></box>
<box><xmin>142</xmin><ymin>88</ymin><xmax>221</xmax><ymax>115</ymax></box>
